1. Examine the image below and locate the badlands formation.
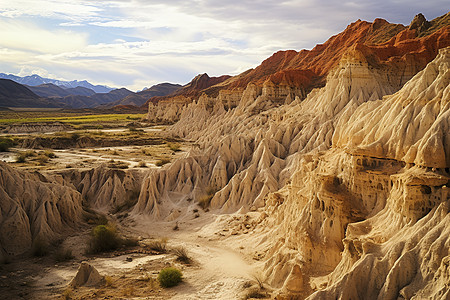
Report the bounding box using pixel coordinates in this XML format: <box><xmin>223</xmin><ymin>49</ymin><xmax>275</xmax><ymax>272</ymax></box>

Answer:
<box><xmin>1</xmin><ymin>13</ymin><xmax>450</xmax><ymax>299</ymax></box>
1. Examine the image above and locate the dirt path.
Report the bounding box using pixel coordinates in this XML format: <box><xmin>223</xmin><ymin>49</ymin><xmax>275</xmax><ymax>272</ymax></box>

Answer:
<box><xmin>131</xmin><ymin>215</ymin><xmax>258</xmax><ymax>299</ymax></box>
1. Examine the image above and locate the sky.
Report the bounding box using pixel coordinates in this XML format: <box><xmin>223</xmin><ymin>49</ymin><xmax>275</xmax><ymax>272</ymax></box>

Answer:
<box><xmin>0</xmin><ymin>1</ymin><xmax>448</xmax><ymax>91</ymax></box>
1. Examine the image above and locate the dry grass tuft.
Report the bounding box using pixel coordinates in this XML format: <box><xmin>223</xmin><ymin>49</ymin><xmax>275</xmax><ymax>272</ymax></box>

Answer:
<box><xmin>147</xmin><ymin>238</ymin><xmax>168</xmax><ymax>253</ymax></box>
<box><xmin>172</xmin><ymin>246</ymin><xmax>191</xmax><ymax>264</ymax></box>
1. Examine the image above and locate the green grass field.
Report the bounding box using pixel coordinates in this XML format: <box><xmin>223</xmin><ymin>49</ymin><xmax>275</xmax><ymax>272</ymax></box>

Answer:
<box><xmin>0</xmin><ymin>113</ymin><xmax>146</xmax><ymax>125</ymax></box>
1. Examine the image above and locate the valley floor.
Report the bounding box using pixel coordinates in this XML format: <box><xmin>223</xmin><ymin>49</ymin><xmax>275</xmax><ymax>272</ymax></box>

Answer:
<box><xmin>0</xmin><ymin>212</ymin><xmax>265</xmax><ymax>299</ymax></box>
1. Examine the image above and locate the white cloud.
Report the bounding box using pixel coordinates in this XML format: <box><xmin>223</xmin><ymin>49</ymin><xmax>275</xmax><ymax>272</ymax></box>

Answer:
<box><xmin>0</xmin><ymin>0</ymin><xmax>448</xmax><ymax>91</ymax></box>
<box><xmin>0</xmin><ymin>0</ymin><xmax>102</xmax><ymax>19</ymax></box>
<box><xmin>0</xmin><ymin>20</ymin><xmax>87</xmax><ymax>54</ymax></box>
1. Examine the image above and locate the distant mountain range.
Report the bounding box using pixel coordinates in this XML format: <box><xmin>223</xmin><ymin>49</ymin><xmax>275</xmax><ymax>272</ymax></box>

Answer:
<box><xmin>100</xmin><ymin>83</ymin><xmax>182</xmax><ymax>108</ymax></box>
<box><xmin>26</xmin><ymin>83</ymin><xmax>97</xmax><ymax>98</ymax></box>
<box><xmin>0</xmin><ymin>78</ymin><xmax>182</xmax><ymax>110</ymax></box>
<box><xmin>0</xmin><ymin>73</ymin><xmax>113</xmax><ymax>94</ymax></box>
<box><xmin>0</xmin><ymin>79</ymin><xmax>68</xmax><ymax>108</ymax></box>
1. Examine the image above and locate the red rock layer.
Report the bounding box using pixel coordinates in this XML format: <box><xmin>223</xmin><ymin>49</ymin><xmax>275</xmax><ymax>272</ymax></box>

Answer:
<box><xmin>146</xmin><ymin>13</ymin><xmax>449</xmax><ymax>108</ymax></box>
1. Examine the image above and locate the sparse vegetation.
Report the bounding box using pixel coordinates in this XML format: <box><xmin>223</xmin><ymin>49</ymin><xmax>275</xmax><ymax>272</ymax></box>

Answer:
<box><xmin>87</xmin><ymin>224</ymin><xmax>121</xmax><ymax>253</ymax></box>
<box><xmin>15</xmin><ymin>150</ymin><xmax>36</xmax><ymax>163</ymax></box>
<box><xmin>172</xmin><ymin>246</ymin><xmax>191</xmax><ymax>264</ymax></box>
<box><xmin>55</xmin><ymin>248</ymin><xmax>74</xmax><ymax>262</ymax></box>
<box><xmin>107</xmin><ymin>159</ymin><xmax>129</xmax><ymax>169</ymax></box>
<box><xmin>147</xmin><ymin>238</ymin><xmax>168</xmax><ymax>253</ymax></box>
<box><xmin>155</xmin><ymin>158</ymin><xmax>171</xmax><ymax>166</ymax></box>
<box><xmin>0</xmin><ymin>112</ymin><xmax>146</xmax><ymax>125</ymax></box>
<box><xmin>0</xmin><ymin>137</ymin><xmax>14</xmax><ymax>152</ymax></box>
<box><xmin>243</xmin><ymin>287</ymin><xmax>269</xmax><ymax>299</ymax></box>
<box><xmin>43</xmin><ymin>150</ymin><xmax>56</xmax><ymax>158</ymax></box>
<box><xmin>167</xmin><ymin>142</ymin><xmax>181</xmax><ymax>152</ymax></box>
<box><xmin>157</xmin><ymin>267</ymin><xmax>183</xmax><ymax>288</ymax></box>
<box><xmin>37</xmin><ymin>154</ymin><xmax>49</xmax><ymax>165</ymax></box>
<box><xmin>122</xmin><ymin>286</ymin><xmax>135</xmax><ymax>296</ymax></box>
<box><xmin>138</xmin><ymin>161</ymin><xmax>147</xmax><ymax>168</ymax></box>
<box><xmin>32</xmin><ymin>237</ymin><xmax>49</xmax><ymax>257</ymax></box>
<box><xmin>198</xmin><ymin>187</ymin><xmax>217</xmax><ymax>210</ymax></box>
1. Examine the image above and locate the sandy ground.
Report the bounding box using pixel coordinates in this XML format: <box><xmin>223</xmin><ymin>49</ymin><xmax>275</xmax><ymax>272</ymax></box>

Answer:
<box><xmin>0</xmin><ymin>212</ymin><xmax>264</xmax><ymax>300</ymax></box>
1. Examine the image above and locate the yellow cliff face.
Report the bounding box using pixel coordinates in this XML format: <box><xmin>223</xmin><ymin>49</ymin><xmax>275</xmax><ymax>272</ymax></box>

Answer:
<box><xmin>133</xmin><ymin>46</ymin><xmax>450</xmax><ymax>299</ymax></box>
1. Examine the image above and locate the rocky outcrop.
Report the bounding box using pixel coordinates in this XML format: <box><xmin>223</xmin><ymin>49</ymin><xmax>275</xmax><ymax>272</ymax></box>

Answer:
<box><xmin>334</xmin><ymin>47</ymin><xmax>450</xmax><ymax>168</ymax></box>
<box><xmin>257</xmin><ymin>47</ymin><xmax>450</xmax><ymax>298</ymax></box>
<box><xmin>0</xmin><ymin>162</ymin><xmax>83</xmax><ymax>260</ymax></box>
<box><xmin>136</xmin><ymin>40</ymin><xmax>450</xmax><ymax>299</ymax></box>
<box><xmin>69</xmin><ymin>262</ymin><xmax>105</xmax><ymax>287</ymax></box>
<box><xmin>146</xmin><ymin>73</ymin><xmax>231</xmax><ymax>123</ymax></box>
<box><xmin>57</xmin><ymin>166</ymin><xmax>144</xmax><ymax>213</ymax></box>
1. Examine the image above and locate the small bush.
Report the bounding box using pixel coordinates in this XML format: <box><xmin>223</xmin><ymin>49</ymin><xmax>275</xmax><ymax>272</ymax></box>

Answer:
<box><xmin>108</xmin><ymin>160</ymin><xmax>129</xmax><ymax>169</ymax></box>
<box><xmin>157</xmin><ymin>267</ymin><xmax>182</xmax><ymax>288</ymax></box>
<box><xmin>0</xmin><ymin>137</ymin><xmax>14</xmax><ymax>152</ymax></box>
<box><xmin>15</xmin><ymin>152</ymin><xmax>26</xmax><ymax>163</ymax></box>
<box><xmin>32</xmin><ymin>238</ymin><xmax>49</xmax><ymax>257</ymax></box>
<box><xmin>148</xmin><ymin>238</ymin><xmax>168</xmax><ymax>253</ymax></box>
<box><xmin>43</xmin><ymin>150</ymin><xmax>56</xmax><ymax>158</ymax></box>
<box><xmin>198</xmin><ymin>187</ymin><xmax>216</xmax><ymax>210</ymax></box>
<box><xmin>167</xmin><ymin>142</ymin><xmax>181</xmax><ymax>152</ymax></box>
<box><xmin>15</xmin><ymin>150</ymin><xmax>36</xmax><ymax>163</ymax></box>
<box><xmin>87</xmin><ymin>224</ymin><xmax>120</xmax><ymax>253</ymax></box>
<box><xmin>55</xmin><ymin>248</ymin><xmax>74</xmax><ymax>262</ymax></box>
<box><xmin>243</xmin><ymin>287</ymin><xmax>268</xmax><ymax>299</ymax></box>
<box><xmin>155</xmin><ymin>158</ymin><xmax>170</xmax><ymax>167</ymax></box>
<box><xmin>138</xmin><ymin>161</ymin><xmax>147</xmax><ymax>168</ymax></box>
<box><xmin>37</xmin><ymin>154</ymin><xmax>49</xmax><ymax>165</ymax></box>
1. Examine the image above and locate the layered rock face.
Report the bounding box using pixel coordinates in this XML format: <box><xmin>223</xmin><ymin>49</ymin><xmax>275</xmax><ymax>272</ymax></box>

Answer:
<box><xmin>0</xmin><ymin>163</ymin><xmax>144</xmax><ymax>260</ymax></box>
<box><xmin>0</xmin><ymin>162</ymin><xmax>83</xmax><ymax>261</ymax></box>
<box><xmin>146</xmin><ymin>73</ymin><xmax>231</xmax><ymax>123</ymax></box>
<box><xmin>146</xmin><ymin>13</ymin><xmax>450</xmax><ymax>123</ymax></box>
<box><xmin>135</xmin><ymin>13</ymin><xmax>450</xmax><ymax>298</ymax></box>
<box><xmin>57</xmin><ymin>166</ymin><xmax>143</xmax><ymax>213</ymax></box>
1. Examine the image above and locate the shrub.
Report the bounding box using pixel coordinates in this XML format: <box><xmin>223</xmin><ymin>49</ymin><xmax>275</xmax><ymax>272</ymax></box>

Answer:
<box><xmin>32</xmin><ymin>238</ymin><xmax>49</xmax><ymax>257</ymax></box>
<box><xmin>55</xmin><ymin>248</ymin><xmax>74</xmax><ymax>262</ymax></box>
<box><xmin>157</xmin><ymin>267</ymin><xmax>182</xmax><ymax>288</ymax></box>
<box><xmin>138</xmin><ymin>161</ymin><xmax>147</xmax><ymax>168</ymax></box>
<box><xmin>243</xmin><ymin>287</ymin><xmax>268</xmax><ymax>299</ymax></box>
<box><xmin>155</xmin><ymin>158</ymin><xmax>170</xmax><ymax>167</ymax></box>
<box><xmin>198</xmin><ymin>187</ymin><xmax>216</xmax><ymax>210</ymax></box>
<box><xmin>37</xmin><ymin>154</ymin><xmax>49</xmax><ymax>165</ymax></box>
<box><xmin>167</xmin><ymin>142</ymin><xmax>181</xmax><ymax>152</ymax></box>
<box><xmin>0</xmin><ymin>137</ymin><xmax>14</xmax><ymax>152</ymax></box>
<box><xmin>105</xmin><ymin>276</ymin><xmax>114</xmax><ymax>287</ymax></box>
<box><xmin>15</xmin><ymin>150</ymin><xmax>36</xmax><ymax>163</ymax></box>
<box><xmin>15</xmin><ymin>152</ymin><xmax>26</xmax><ymax>163</ymax></box>
<box><xmin>43</xmin><ymin>150</ymin><xmax>56</xmax><ymax>158</ymax></box>
<box><xmin>88</xmin><ymin>224</ymin><xmax>120</xmax><ymax>253</ymax></box>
